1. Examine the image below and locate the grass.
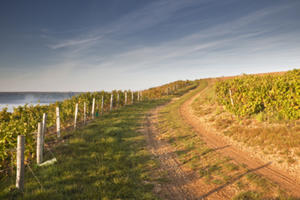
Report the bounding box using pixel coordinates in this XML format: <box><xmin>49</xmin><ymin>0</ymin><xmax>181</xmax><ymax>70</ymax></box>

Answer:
<box><xmin>1</xmin><ymin>78</ymin><xmax>297</xmax><ymax>200</ymax></box>
<box><xmin>233</xmin><ymin>191</ymin><xmax>262</xmax><ymax>200</ymax></box>
<box><xmin>157</xmin><ymin>80</ymin><xmax>294</xmax><ymax>199</ymax></box>
<box><xmin>191</xmin><ymin>80</ymin><xmax>300</xmax><ymax>166</ymax></box>
<box><xmin>0</xmin><ymin>99</ymin><xmax>169</xmax><ymax>200</ymax></box>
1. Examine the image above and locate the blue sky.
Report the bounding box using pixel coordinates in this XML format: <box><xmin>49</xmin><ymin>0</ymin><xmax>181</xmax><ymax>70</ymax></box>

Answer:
<box><xmin>0</xmin><ymin>0</ymin><xmax>299</xmax><ymax>91</ymax></box>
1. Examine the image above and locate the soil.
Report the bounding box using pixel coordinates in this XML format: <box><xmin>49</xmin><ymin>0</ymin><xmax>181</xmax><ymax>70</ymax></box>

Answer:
<box><xmin>179</xmin><ymin>86</ymin><xmax>300</xmax><ymax>197</ymax></box>
<box><xmin>143</xmin><ymin>105</ymin><xmax>235</xmax><ymax>200</ymax></box>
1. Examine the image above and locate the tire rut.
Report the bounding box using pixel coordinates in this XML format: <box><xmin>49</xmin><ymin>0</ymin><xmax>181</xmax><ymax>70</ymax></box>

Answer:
<box><xmin>144</xmin><ymin>105</ymin><xmax>231</xmax><ymax>200</ymax></box>
<box><xmin>179</xmin><ymin>86</ymin><xmax>300</xmax><ymax>197</ymax></box>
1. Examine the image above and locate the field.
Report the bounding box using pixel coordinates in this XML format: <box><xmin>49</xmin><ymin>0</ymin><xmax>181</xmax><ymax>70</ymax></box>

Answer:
<box><xmin>0</xmin><ymin>80</ymin><xmax>190</xmax><ymax>172</ymax></box>
<box><xmin>0</xmin><ymin>99</ymin><xmax>168</xmax><ymax>199</ymax></box>
<box><xmin>1</xmin><ymin>69</ymin><xmax>299</xmax><ymax>199</ymax></box>
<box><xmin>192</xmin><ymin>70</ymin><xmax>300</xmax><ymax>179</ymax></box>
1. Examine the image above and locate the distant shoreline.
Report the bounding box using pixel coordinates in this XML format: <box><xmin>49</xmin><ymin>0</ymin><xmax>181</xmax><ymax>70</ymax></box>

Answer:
<box><xmin>0</xmin><ymin>92</ymin><xmax>80</xmax><ymax>112</ymax></box>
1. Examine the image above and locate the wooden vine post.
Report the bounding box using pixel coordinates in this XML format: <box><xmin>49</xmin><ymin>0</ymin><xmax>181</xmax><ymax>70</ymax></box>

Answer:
<box><xmin>125</xmin><ymin>92</ymin><xmax>127</xmax><ymax>105</ymax></box>
<box><xmin>101</xmin><ymin>96</ymin><xmax>104</xmax><ymax>114</ymax></box>
<box><xmin>37</xmin><ymin>122</ymin><xmax>43</xmax><ymax>164</ymax></box>
<box><xmin>74</xmin><ymin>103</ymin><xmax>78</xmax><ymax>129</ymax></box>
<box><xmin>56</xmin><ymin>107</ymin><xmax>60</xmax><ymax>137</ymax></box>
<box><xmin>16</xmin><ymin>135</ymin><xmax>25</xmax><ymax>190</ymax></box>
<box><xmin>42</xmin><ymin>113</ymin><xmax>47</xmax><ymax>145</ymax></box>
<box><xmin>92</xmin><ymin>98</ymin><xmax>95</xmax><ymax>119</ymax></box>
<box><xmin>229</xmin><ymin>89</ymin><xmax>234</xmax><ymax>106</ymax></box>
<box><xmin>137</xmin><ymin>91</ymin><xmax>140</xmax><ymax>102</ymax></box>
<box><xmin>110</xmin><ymin>93</ymin><xmax>113</xmax><ymax>111</ymax></box>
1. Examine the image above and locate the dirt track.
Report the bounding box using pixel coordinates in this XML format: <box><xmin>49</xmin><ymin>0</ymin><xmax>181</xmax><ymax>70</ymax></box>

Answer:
<box><xmin>179</xmin><ymin>86</ymin><xmax>300</xmax><ymax>197</ymax></box>
<box><xmin>144</xmin><ymin>106</ymin><xmax>233</xmax><ymax>200</ymax></box>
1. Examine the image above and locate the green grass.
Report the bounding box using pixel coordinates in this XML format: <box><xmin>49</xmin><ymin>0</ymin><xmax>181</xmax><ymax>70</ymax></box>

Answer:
<box><xmin>157</xmin><ymin>80</ymin><xmax>296</xmax><ymax>199</ymax></box>
<box><xmin>233</xmin><ymin>191</ymin><xmax>262</xmax><ymax>200</ymax></box>
<box><xmin>0</xmin><ymin>99</ymin><xmax>169</xmax><ymax>200</ymax></box>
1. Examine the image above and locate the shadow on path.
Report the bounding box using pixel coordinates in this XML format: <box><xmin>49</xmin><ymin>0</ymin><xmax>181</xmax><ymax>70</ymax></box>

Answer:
<box><xmin>198</xmin><ymin>162</ymin><xmax>272</xmax><ymax>199</ymax></box>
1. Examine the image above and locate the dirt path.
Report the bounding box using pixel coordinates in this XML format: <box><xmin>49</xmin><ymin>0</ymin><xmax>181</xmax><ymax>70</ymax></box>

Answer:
<box><xmin>144</xmin><ymin>105</ymin><xmax>233</xmax><ymax>200</ymax></box>
<box><xmin>179</xmin><ymin>86</ymin><xmax>300</xmax><ymax>197</ymax></box>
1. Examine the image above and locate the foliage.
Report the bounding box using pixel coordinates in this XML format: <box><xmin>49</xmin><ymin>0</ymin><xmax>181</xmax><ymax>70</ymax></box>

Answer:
<box><xmin>215</xmin><ymin>69</ymin><xmax>300</xmax><ymax>120</ymax></box>
<box><xmin>141</xmin><ymin>80</ymin><xmax>193</xmax><ymax>99</ymax></box>
<box><xmin>232</xmin><ymin>191</ymin><xmax>261</xmax><ymax>200</ymax></box>
<box><xmin>0</xmin><ymin>80</ymin><xmax>191</xmax><ymax>174</ymax></box>
<box><xmin>0</xmin><ymin>99</ymin><xmax>167</xmax><ymax>199</ymax></box>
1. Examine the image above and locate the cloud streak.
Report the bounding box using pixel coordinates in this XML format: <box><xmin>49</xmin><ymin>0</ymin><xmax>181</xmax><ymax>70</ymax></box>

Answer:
<box><xmin>48</xmin><ymin>36</ymin><xmax>103</xmax><ymax>49</ymax></box>
<box><xmin>1</xmin><ymin>0</ymin><xmax>300</xmax><ymax>91</ymax></box>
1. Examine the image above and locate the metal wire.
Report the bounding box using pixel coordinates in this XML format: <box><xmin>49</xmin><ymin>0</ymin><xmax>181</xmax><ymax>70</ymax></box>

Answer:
<box><xmin>0</xmin><ymin>167</ymin><xmax>12</xmax><ymax>173</ymax></box>
<box><xmin>44</xmin><ymin>146</ymin><xmax>57</xmax><ymax>162</ymax></box>
<box><xmin>26</xmin><ymin>160</ymin><xmax>44</xmax><ymax>191</ymax></box>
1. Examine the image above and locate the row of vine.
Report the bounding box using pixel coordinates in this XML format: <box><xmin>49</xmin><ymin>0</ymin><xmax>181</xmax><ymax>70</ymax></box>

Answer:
<box><xmin>0</xmin><ymin>80</ymin><xmax>193</xmax><ymax>173</ymax></box>
<box><xmin>215</xmin><ymin>69</ymin><xmax>299</xmax><ymax>120</ymax></box>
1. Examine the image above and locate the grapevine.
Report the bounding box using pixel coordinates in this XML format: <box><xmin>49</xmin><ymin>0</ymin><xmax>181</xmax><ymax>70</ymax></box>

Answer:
<box><xmin>215</xmin><ymin>69</ymin><xmax>300</xmax><ymax>120</ymax></box>
<box><xmin>0</xmin><ymin>80</ymin><xmax>192</xmax><ymax>174</ymax></box>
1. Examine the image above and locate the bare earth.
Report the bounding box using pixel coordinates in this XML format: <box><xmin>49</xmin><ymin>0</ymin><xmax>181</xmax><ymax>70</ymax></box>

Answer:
<box><xmin>144</xmin><ymin>105</ymin><xmax>235</xmax><ymax>200</ymax></box>
<box><xmin>179</xmin><ymin>86</ymin><xmax>300</xmax><ymax>197</ymax></box>
<box><xmin>144</xmin><ymin>85</ymin><xmax>300</xmax><ymax>199</ymax></box>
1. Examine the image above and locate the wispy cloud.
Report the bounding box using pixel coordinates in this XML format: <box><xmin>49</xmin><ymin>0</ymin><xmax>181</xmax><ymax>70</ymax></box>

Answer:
<box><xmin>48</xmin><ymin>35</ymin><xmax>103</xmax><ymax>49</ymax></box>
<box><xmin>1</xmin><ymin>0</ymin><xmax>299</xmax><ymax>91</ymax></box>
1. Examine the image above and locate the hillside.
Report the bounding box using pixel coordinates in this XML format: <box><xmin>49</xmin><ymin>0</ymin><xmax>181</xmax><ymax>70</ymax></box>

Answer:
<box><xmin>1</xmin><ymin>70</ymin><xmax>299</xmax><ymax>199</ymax></box>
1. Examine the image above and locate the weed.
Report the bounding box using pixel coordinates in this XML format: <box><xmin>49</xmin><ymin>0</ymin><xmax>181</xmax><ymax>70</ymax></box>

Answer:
<box><xmin>212</xmin><ymin>179</ymin><xmax>224</xmax><ymax>185</ymax></box>
<box><xmin>233</xmin><ymin>191</ymin><xmax>262</xmax><ymax>200</ymax></box>
<box><xmin>224</xmin><ymin>162</ymin><xmax>239</xmax><ymax>171</ymax></box>
<box><xmin>222</xmin><ymin>175</ymin><xmax>232</xmax><ymax>183</ymax></box>
<box><xmin>236</xmin><ymin>180</ymin><xmax>245</xmax><ymax>190</ymax></box>
<box><xmin>287</xmin><ymin>157</ymin><xmax>296</xmax><ymax>164</ymax></box>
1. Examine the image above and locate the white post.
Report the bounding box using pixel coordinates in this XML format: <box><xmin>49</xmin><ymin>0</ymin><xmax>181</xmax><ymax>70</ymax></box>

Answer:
<box><xmin>42</xmin><ymin>113</ymin><xmax>47</xmax><ymax>144</ymax></box>
<box><xmin>117</xmin><ymin>92</ymin><xmax>120</xmax><ymax>107</ymax></box>
<box><xmin>229</xmin><ymin>89</ymin><xmax>234</xmax><ymax>106</ymax></box>
<box><xmin>101</xmin><ymin>96</ymin><xmax>104</xmax><ymax>114</ymax></box>
<box><xmin>84</xmin><ymin>102</ymin><xmax>87</xmax><ymax>124</ymax></box>
<box><xmin>74</xmin><ymin>103</ymin><xmax>78</xmax><ymax>129</ymax></box>
<box><xmin>42</xmin><ymin>113</ymin><xmax>47</xmax><ymax>133</ymax></box>
<box><xmin>125</xmin><ymin>92</ymin><xmax>127</xmax><ymax>105</ymax></box>
<box><xmin>37</xmin><ymin>122</ymin><xmax>43</xmax><ymax>164</ymax></box>
<box><xmin>16</xmin><ymin>135</ymin><xmax>25</xmax><ymax>190</ymax></box>
<box><xmin>56</xmin><ymin>107</ymin><xmax>60</xmax><ymax>137</ymax></box>
<box><xmin>92</xmin><ymin>98</ymin><xmax>95</xmax><ymax>119</ymax></box>
<box><xmin>110</xmin><ymin>93</ymin><xmax>113</xmax><ymax>111</ymax></box>
<box><xmin>137</xmin><ymin>91</ymin><xmax>140</xmax><ymax>102</ymax></box>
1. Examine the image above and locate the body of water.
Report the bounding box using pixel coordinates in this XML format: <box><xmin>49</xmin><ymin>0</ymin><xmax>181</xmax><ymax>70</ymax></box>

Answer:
<box><xmin>0</xmin><ymin>92</ymin><xmax>80</xmax><ymax>112</ymax></box>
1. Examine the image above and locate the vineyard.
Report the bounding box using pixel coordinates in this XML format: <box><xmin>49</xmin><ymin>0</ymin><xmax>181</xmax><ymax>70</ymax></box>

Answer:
<box><xmin>0</xmin><ymin>80</ymin><xmax>192</xmax><ymax>176</ymax></box>
<box><xmin>215</xmin><ymin>69</ymin><xmax>300</xmax><ymax>120</ymax></box>
<box><xmin>2</xmin><ymin>71</ymin><xmax>300</xmax><ymax>199</ymax></box>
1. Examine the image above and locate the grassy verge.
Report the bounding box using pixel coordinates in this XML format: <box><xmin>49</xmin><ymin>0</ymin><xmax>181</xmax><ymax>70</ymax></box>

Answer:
<box><xmin>157</xmin><ymin>80</ymin><xmax>294</xmax><ymax>199</ymax></box>
<box><xmin>0</xmin><ymin>99</ymin><xmax>169</xmax><ymax>200</ymax></box>
<box><xmin>192</xmin><ymin>80</ymin><xmax>300</xmax><ymax>167</ymax></box>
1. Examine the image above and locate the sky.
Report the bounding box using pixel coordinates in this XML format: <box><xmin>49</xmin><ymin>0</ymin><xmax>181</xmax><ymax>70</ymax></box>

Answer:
<box><xmin>0</xmin><ymin>0</ymin><xmax>299</xmax><ymax>92</ymax></box>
